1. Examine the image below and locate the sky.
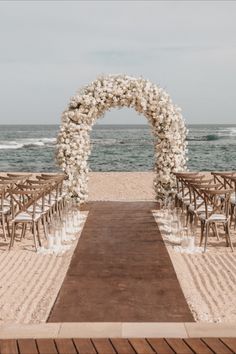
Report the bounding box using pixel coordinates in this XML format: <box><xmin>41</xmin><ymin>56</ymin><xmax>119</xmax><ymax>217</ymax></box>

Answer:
<box><xmin>0</xmin><ymin>0</ymin><xmax>235</xmax><ymax>125</ymax></box>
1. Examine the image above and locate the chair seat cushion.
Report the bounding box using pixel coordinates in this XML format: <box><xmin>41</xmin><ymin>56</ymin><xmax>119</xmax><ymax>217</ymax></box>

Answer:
<box><xmin>14</xmin><ymin>212</ymin><xmax>41</xmax><ymax>222</ymax></box>
<box><xmin>0</xmin><ymin>206</ymin><xmax>11</xmax><ymax>214</ymax></box>
<box><xmin>199</xmin><ymin>213</ymin><xmax>227</xmax><ymax>222</ymax></box>
<box><xmin>189</xmin><ymin>204</ymin><xmax>213</xmax><ymax>214</ymax></box>
<box><xmin>231</xmin><ymin>196</ymin><xmax>236</xmax><ymax>205</ymax></box>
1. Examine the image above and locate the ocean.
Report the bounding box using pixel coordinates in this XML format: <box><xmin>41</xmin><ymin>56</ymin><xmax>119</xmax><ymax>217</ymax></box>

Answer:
<box><xmin>0</xmin><ymin>124</ymin><xmax>235</xmax><ymax>172</ymax></box>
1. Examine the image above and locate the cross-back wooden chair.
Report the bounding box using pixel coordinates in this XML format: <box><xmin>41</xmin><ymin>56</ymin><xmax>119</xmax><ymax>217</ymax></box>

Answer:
<box><xmin>8</xmin><ymin>186</ymin><xmax>47</xmax><ymax>251</ymax></box>
<box><xmin>227</xmin><ymin>176</ymin><xmax>236</xmax><ymax>228</ymax></box>
<box><xmin>0</xmin><ymin>179</ymin><xmax>22</xmax><ymax>238</ymax></box>
<box><xmin>36</xmin><ymin>174</ymin><xmax>66</xmax><ymax>218</ymax></box>
<box><xmin>26</xmin><ymin>178</ymin><xmax>58</xmax><ymax>220</ymax></box>
<box><xmin>174</xmin><ymin>172</ymin><xmax>202</xmax><ymax>210</ymax></box>
<box><xmin>198</xmin><ymin>188</ymin><xmax>234</xmax><ymax>252</ymax></box>
<box><xmin>184</xmin><ymin>177</ymin><xmax>216</xmax><ymax>226</ymax></box>
<box><xmin>0</xmin><ymin>185</ymin><xmax>11</xmax><ymax>241</ymax></box>
<box><xmin>176</xmin><ymin>174</ymin><xmax>208</xmax><ymax>218</ymax></box>
<box><xmin>211</xmin><ymin>172</ymin><xmax>236</xmax><ymax>190</ymax></box>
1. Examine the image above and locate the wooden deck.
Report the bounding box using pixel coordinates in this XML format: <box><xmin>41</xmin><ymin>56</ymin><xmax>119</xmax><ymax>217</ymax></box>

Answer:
<box><xmin>1</xmin><ymin>337</ymin><xmax>236</xmax><ymax>353</ymax></box>
<box><xmin>48</xmin><ymin>202</ymin><xmax>193</xmax><ymax>322</ymax></box>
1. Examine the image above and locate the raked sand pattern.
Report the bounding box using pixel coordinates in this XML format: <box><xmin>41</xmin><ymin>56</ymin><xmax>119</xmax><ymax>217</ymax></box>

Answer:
<box><xmin>156</xmin><ymin>213</ymin><xmax>236</xmax><ymax>323</ymax></box>
<box><xmin>0</xmin><ymin>249</ymin><xmax>65</xmax><ymax>324</ymax></box>
<box><xmin>0</xmin><ymin>212</ymin><xmax>88</xmax><ymax>325</ymax></box>
<box><xmin>170</xmin><ymin>250</ymin><xmax>236</xmax><ymax>322</ymax></box>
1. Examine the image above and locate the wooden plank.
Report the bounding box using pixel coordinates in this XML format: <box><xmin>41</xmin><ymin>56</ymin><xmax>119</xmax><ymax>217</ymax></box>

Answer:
<box><xmin>220</xmin><ymin>338</ymin><xmax>236</xmax><ymax>353</ymax></box>
<box><xmin>17</xmin><ymin>339</ymin><xmax>38</xmax><ymax>354</ymax></box>
<box><xmin>165</xmin><ymin>339</ymin><xmax>194</xmax><ymax>354</ymax></box>
<box><xmin>92</xmin><ymin>339</ymin><xmax>116</xmax><ymax>354</ymax></box>
<box><xmin>54</xmin><ymin>339</ymin><xmax>77</xmax><ymax>354</ymax></box>
<box><xmin>128</xmin><ymin>339</ymin><xmax>155</xmax><ymax>354</ymax></box>
<box><xmin>36</xmin><ymin>339</ymin><xmax>58</xmax><ymax>354</ymax></box>
<box><xmin>202</xmin><ymin>338</ymin><xmax>233</xmax><ymax>354</ymax></box>
<box><xmin>147</xmin><ymin>338</ymin><xmax>175</xmax><ymax>354</ymax></box>
<box><xmin>73</xmin><ymin>338</ymin><xmax>97</xmax><ymax>354</ymax></box>
<box><xmin>110</xmin><ymin>338</ymin><xmax>136</xmax><ymax>354</ymax></box>
<box><xmin>0</xmin><ymin>339</ymin><xmax>18</xmax><ymax>354</ymax></box>
<box><xmin>184</xmin><ymin>339</ymin><xmax>214</xmax><ymax>354</ymax></box>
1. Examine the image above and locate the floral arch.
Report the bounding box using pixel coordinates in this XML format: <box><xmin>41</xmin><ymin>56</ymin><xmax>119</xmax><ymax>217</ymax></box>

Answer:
<box><xmin>57</xmin><ymin>74</ymin><xmax>188</xmax><ymax>203</ymax></box>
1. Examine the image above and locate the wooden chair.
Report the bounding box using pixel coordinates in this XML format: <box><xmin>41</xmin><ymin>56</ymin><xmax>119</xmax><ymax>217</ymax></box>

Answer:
<box><xmin>8</xmin><ymin>187</ymin><xmax>47</xmax><ymax>251</ymax></box>
<box><xmin>0</xmin><ymin>179</ymin><xmax>21</xmax><ymax>239</ymax></box>
<box><xmin>0</xmin><ymin>185</ymin><xmax>11</xmax><ymax>241</ymax></box>
<box><xmin>36</xmin><ymin>174</ymin><xmax>66</xmax><ymax>218</ymax></box>
<box><xmin>211</xmin><ymin>172</ymin><xmax>236</xmax><ymax>228</ymax></box>
<box><xmin>211</xmin><ymin>172</ymin><xmax>236</xmax><ymax>190</ymax></box>
<box><xmin>227</xmin><ymin>176</ymin><xmax>236</xmax><ymax>228</ymax></box>
<box><xmin>185</xmin><ymin>178</ymin><xmax>216</xmax><ymax>227</ymax></box>
<box><xmin>174</xmin><ymin>172</ymin><xmax>202</xmax><ymax>211</ymax></box>
<box><xmin>198</xmin><ymin>188</ymin><xmax>234</xmax><ymax>252</ymax></box>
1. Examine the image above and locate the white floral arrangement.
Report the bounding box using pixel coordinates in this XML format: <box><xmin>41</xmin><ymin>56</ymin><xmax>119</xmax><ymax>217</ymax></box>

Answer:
<box><xmin>57</xmin><ymin>74</ymin><xmax>188</xmax><ymax>203</ymax></box>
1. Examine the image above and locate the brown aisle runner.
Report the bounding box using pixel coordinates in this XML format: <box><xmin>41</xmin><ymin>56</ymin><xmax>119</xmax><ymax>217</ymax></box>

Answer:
<box><xmin>48</xmin><ymin>202</ymin><xmax>193</xmax><ymax>322</ymax></box>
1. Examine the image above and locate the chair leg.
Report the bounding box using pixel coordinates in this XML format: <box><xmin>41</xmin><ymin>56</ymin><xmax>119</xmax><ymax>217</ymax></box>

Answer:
<box><xmin>175</xmin><ymin>195</ymin><xmax>178</xmax><ymax>208</ymax></box>
<box><xmin>1</xmin><ymin>215</ymin><xmax>7</xmax><ymax>242</ymax></box>
<box><xmin>186</xmin><ymin>208</ymin><xmax>190</xmax><ymax>226</ymax></box>
<box><xmin>200</xmin><ymin>221</ymin><xmax>204</xmax><ymax>246</ymax></box>
<box><xmin>230</xmin><ymin>204</ymin><xmax>234</xmax><ymax>227</ymax></box>
<box><xmin>212</xmin><ymin>223</ymin><xmax>220</xmax><ymax>241</ymax></box>
<box><xmin>42</xmin><ymin>215</ymin><xmax>48</xmax><ymax>240</ymax></box>
<box><xmin>9</xmin><ymin>222</ymin><xmax>15</xmax><ymax>249</ymax></box>
<box><xmin>224</xmin><ymin>223</ymin><xmax>229</xmax><ymax>247</ymax></box>
<box><xmin>226</xmin><ymin>222</ymin><xmax>234</xmax><ymax>251</ymax></box>
<box><xmin>204</xmin><ymin>223</ymin><xmax>209</xmax><ymax>253</ymax></box>
<box><xmin>58</xmin><ymin>202</ymin><xmax>62</xmax><ymax>220</ymax></box>
<box><xmin>32</xmin><ymin>222</ymin><xmax>38</xmax><ymax>251</ymax></box>
<box><xmin>36</xmin><ymin>222</ymin><xmax>42</xmax><ymax>247</ymax></box>
<box><xmin>6</xmin><ymin>219</ymin><xmax>11</xmax><ymax>238</ymax></box>
<box><xmin>20</xmin><ymin>223</ymin><xmax>27</xmax><ymax>240</ymax></box>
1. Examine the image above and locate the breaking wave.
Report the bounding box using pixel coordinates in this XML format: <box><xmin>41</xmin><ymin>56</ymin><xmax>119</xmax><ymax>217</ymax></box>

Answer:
<box><xmin>0</xmin><ymin>138</ymin><xmax>56</xmax><ymax>150</ymax></box>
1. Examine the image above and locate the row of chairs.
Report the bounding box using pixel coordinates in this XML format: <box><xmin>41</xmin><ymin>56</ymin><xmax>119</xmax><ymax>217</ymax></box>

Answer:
<box><xmin>0</xmin><ymin>173</ymin><xmax>67</xmax><ymax>251</ymax></box>
<box><xmin>174</xmin><ymin>171</ymin><xmax>236</xmax><ymax>252</ymax></box>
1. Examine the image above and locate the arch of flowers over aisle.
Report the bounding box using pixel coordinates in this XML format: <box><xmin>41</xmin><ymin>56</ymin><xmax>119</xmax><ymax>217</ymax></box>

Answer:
<box><xmin>57</xmin><ymin>74</ymin><xmax>188</xmax><ymax>203</ymax></box>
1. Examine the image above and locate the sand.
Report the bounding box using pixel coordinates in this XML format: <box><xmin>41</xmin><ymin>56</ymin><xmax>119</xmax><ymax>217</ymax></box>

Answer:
<box><xmin>0</xmin><ymin>212</ymin><xmax>88</xmax><ymax>325</ymax></box>
<box><xmin>153</xmin><ymin>210</ymin><xmax>236</xmax><ymax>323</ymax></box>
<box><xmin>88</xmin><ymin>171</ymin><xmax>156</xmax><ymax>201</ymax></box>
<box><xmin>0</xmin><ymin>171</ymin><xmax>236</xmax><ymax>324</ymax></box>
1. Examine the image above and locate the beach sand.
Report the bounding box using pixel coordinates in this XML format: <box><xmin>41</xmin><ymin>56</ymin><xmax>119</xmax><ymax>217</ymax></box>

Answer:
<box><xmin>0</xmin><ymin>171</ymin><xmax>236</xmax><ymax>324</ymax></box>
<box><xmin>154</xmin><ymin>211</ymin><xmax>236</xmax><ymax>323</ymax></box>
<box><xmin>88</xmin><ymin>171</ymin><xmax>156</xmax><ymax>201</ymax></box>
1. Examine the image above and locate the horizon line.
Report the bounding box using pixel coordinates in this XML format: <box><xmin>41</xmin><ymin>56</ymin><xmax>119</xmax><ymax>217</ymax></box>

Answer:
<box><xmin>0</xmin><ymin>123</ymin><xmax>235</xmax><ymax>126</ymax></box>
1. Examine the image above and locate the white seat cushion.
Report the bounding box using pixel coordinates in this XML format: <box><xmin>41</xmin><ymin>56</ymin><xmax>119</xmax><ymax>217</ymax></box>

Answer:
<box><xmin>199</xmin><ymin>213</ymin><xmax>227</xmax><ymax>222</ymax></box>
<box><xmin>0</xmin><ymin>206</ymin><xmax>11</xmax><ymax>214</ymax></box>
<box><xmin>189</xmin><ymin>204</ymin><xmax>213</xmax><ymax>214</ymax></box>
<box><xmin>14</xmin><ymin>211</ymin><xmax>41</xmax><ymax>222</ymax></box>
<box><xmin>231</xmin><ymin>196</ymin><xmax>236</xmax><ymax>205</ymax></box>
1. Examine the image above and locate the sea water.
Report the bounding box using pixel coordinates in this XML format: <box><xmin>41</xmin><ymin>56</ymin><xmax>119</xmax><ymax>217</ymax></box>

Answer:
<box><xmin>0</xmin><ymin>124</ymin><xmax>235</xmax><ymax>172</ymax></box>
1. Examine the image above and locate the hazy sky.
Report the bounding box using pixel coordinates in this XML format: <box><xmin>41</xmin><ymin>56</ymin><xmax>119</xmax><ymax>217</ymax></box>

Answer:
<box><xmin>0</xmin><ymin>1</ymin><xmax>235</xmax><ymax>125</ymax></box>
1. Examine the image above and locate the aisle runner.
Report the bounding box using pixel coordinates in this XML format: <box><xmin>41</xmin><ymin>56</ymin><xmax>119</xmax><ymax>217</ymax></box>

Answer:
<box><xmin>48</xmin><ymin>202</ymin><xmax>193</xmax><ymax>322</ymax></box>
